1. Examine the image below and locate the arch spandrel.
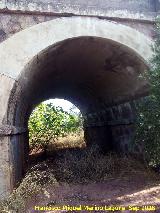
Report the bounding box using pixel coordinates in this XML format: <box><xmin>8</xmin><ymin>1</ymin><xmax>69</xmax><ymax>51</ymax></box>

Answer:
<box><xmin>0</xmin><ymin>17</ymin><xmax>153</xmax><ymax>79</ymax></box>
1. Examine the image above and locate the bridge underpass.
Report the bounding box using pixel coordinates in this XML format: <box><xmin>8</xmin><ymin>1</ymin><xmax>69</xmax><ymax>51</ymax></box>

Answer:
<box><xmin>0</xmin><ymin>17</ymin><xmax>152</xmax><ymax>198</ymax></box>
<box><xmin>6</xmin><ymin>36</ymin><xmax>148</xmax><ymax>186</ymax></box>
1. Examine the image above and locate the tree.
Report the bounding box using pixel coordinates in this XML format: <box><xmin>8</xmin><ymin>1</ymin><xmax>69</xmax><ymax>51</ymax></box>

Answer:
<box><xmin>28</xmin><ymin>103</ymin><xmax>83</xmax><ymax>150</ymax></box>
<box><xmin>135</xmin><ymin>20</ymin><xmax>160</xmax><ymax>166</ymax></box>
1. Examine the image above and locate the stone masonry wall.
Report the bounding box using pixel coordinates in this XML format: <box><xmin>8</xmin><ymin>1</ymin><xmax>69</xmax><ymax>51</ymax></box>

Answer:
<box><xmin>0</xmin><ymin>0</ymin><xmax>158</xmax><ymax>14</ymax></box>
<box><xmin>0</xmin><ymin>0</ymin><xmax>157</xmax><ymax>43</ymax></box>
<box><xmin>0</xmin><ymin>12</ymin><xmax>155</xmax><ymax>44</ymax></box>
<box><xmin>84</xmin><ymin>102</ymin><xmax>136</xmax><ymax>153</ymax></box>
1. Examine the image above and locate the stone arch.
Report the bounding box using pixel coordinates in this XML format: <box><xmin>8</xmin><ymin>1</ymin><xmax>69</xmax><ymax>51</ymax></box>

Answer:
<box><xmin>0</xmin><ymin>16</ymin><xmax>153</xmax><ymax>198</ymax></box>
<box><xmin>0</xmin><ymin>17</ymin><xmax>152</xmax><ymax>79</ymax></box>
<box><xmin>0</xmin><ymin>16</ymin><xmax>153</xmax><ymax>124</ymax></box>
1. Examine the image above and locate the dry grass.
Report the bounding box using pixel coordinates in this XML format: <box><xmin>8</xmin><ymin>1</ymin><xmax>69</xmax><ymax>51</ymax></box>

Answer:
<box><xmin>47</xmin><ymin>132</ymin><xmax>85</xmax><ymax>153</ymax></box>
<box><xmin>0</xmin><ymin>142</ymin><xmax>159</xmax><ymax>212</ymax></box>
<box><xmin>0</xmin><ymin>163</ymin><xmax>58</xmax><ymax>213</ymax></box>
<box><xmin>51</xmin><ymin>145</ymin><xmax>157</xmax><ymax>184</ymax></box>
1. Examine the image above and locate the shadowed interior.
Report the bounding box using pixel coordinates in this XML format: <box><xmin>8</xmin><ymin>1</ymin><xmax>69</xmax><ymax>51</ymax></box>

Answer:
<box><xmin>10</xmin><ymin>37</ymin><xmax>148</xmax><ymax>123</ymax></box>
<box><xmin>6</xmin><ymin>36</ymin><xmax>149</xmax><ymax>184</ymax></box>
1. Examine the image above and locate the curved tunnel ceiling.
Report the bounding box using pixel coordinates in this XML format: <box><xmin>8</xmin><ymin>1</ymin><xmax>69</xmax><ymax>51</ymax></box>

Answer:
<box><xmin>15</xmin><ymin>36</ymin><xmax>148</xmax><ymax>124</ymax></box>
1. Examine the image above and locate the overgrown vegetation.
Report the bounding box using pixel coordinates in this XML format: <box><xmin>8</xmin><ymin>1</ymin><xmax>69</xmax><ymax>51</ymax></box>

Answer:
<box><xmin>135</xmin><ymin>20</ymin><xmax>160</xmax><ymax>167</ymax></box>
<box><xmin>1</xmin><ymin>147</ymin><xmax>157</xmax><ymax>212</ymax></box>
<box><xmin>28</xmin><ymin>103</ymin><xmax>83</xmax><ymax>150</ymax></box>
<box><xmin>0</xmin><ymin>163</ymin><xmax>58</xmax><ymax>212</ymax></box>
<box><xmin>52</xmin><ymin>146</ymin><xmax>153</xmax><ymax>184</ymax></box>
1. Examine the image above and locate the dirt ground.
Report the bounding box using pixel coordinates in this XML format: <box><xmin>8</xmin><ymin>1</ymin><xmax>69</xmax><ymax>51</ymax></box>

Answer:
<box><xmin>26</xmin><ymin>173</ymin><xmax>160</xmax><ymax>213</ymax></box>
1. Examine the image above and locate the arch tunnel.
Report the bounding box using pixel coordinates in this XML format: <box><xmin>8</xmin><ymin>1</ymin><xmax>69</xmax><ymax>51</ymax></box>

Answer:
<box><xmin>7</xmin><ymin>36</ymin><xmax>148</xmax><ymax>174</ymax></box>
<box><xmin>0</xmin><ymin>17</ymin><xmax>153</xmax><ymax>196</ymax></box>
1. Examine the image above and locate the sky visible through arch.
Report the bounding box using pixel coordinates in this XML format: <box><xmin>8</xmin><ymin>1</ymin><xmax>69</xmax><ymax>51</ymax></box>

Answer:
<box><xmin>44</xmin><ymin>98</ymin><xmax>80</xmax><ymax>114</ymax></box>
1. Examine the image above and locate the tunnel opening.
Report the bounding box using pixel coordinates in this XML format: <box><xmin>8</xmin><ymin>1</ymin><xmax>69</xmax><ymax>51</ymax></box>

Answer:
<box><xmin>6</xmin><ymin>36</ymin><xmax>149</xmax><ymax>187</ymax></box>
<box><xmin>28</xmin><ymin>98</ymin><xmax>85</xmax><ymax>164</ymax></box>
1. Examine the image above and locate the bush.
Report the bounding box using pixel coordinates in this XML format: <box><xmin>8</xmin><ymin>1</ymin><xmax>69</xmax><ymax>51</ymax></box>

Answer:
<box><xmin>135</xmin><ymin>20</ymin><xmax>160</xmax><ymax>167</ymax></box>
<box><xmin>28</xmin><ymin>103</ymin><xmax>83</xmax><ymax>150</ymax></box>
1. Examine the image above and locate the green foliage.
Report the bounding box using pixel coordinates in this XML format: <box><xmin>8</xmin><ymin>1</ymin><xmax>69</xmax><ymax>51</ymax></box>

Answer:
<box><xmin>135</xmin><ymin>97</ymin><xmax>160</xmax><ymax>166</ymax></box>
<box><xmin>135</xmin><ymin>20</ymin><xmax>160</xmax><ymax>166</ymax></box>
<box><xmin>28</xmin><ymin>103</ymin><xmax>82</xmax><ymax>150</ymax></box>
